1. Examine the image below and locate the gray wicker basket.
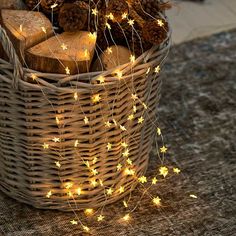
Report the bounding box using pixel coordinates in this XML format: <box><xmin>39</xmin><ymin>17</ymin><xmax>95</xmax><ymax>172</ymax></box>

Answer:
<box><xmin>0</xmin><ymin>25</ymin><xmax>170</xmax><ymax>211</ymax></box>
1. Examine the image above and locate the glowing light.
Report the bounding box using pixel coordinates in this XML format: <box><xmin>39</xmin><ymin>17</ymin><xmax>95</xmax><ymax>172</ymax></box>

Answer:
<box><xmin>74</xmin><ymin>140</ymin><xmax>79</xmax><ymax>148</ymax></box>
<box><xmin>56</xmin><ymin>116</ymin><xmax>60</xmax><ymax>125</ymax></box>
<box><xmin>153</xmin><ymin>196</ymin><xmax>161</xmax><ymax>206</ymax></box>
<box><xmin>97</xmin><ymin>76</ymin><xmax>105</xmax><ymax>84</ymax></box>
<box><xmin>157</xmin><ymin>19</ymin><xmax>164</xmax><ymax>27</ymax></box>
<box><xmin>99</xmin><ymin>179</ymin><xmax>104</xmax><ymax>186</ymax></box>
<box><xmin>31</xmin><ymin>73</ymin><xmax>37</xmax><ymax>80</ymax></box>
<box><xmin>85</xmin><ymin>208</ymin><xmax>94</xmax><ymax>215</ymax></box>
<box><xmin>117</xmin><ymin>163</ymin><xmax>123</xmax><ymax>171</ymax></box>
<box><xmin>116</xmin><ymin>70</ymin><xmax>123</xmax><ymax>79</ymax></box>
<box><xmin>121</xmin><ymin>142</ymin><xmax>128</xmax><ymax>148</ymax></box>
<box><xmin>105</xmin><ymin>121</ymin><xmax>112</xmax><ymax>128</ymax></box>
<box><xmin>91</xmin><ymin>168</ymin><xmax>98</xmax><ymax>176</ymax></box>
<box><xmin>128</xmin><ymin>114</ymin><xmax>134</xmax><ymax>121</ymax></box>
<box><xmin>97</xmin><ymin>215</ymin><xmax>105</xmax><ymax>222</ymax></box>
<box><xmin>65</xmin><ymin>183</ymin><xmax>73</xmax><ymax>189</ymax></box>
<box><xmin>91</xmin><ymin>94</ymin><xmax>101</xmax><ymax>103</ymax></box>
<box><xmin>51</xmin><ymin>3</ymin><xmax>58</xmax><ymax>9</ymax></box>
<box><xmin>122</xmin><ymin>214</ymin><xmax>130</xmax><ymax>221</ymax></box>
<box><xmin>122</xmin><ymin>12</ymin><xmax>128</xmax><ymax>19</ymax></box>
<box><xmin>155</xmin><ymin>65</ymin><xmax>161</xmax><ymax>73</ymax></box>
<box><xmin>55</xmin><ymin>161</ymin><xmax>61</xmax><ymax>168</ymax></box>
<box><xmin>126</xmin><ymin>158</ymin><xmax>133</xmax><ymax>165</ymax></box>
<box><xmin>113</xmin><ymin>119</ymin><xmax>118</xmax><ymax>126</ymax></box>
<box><xmin>84</xmin><ymin>116</ymin><xmax>89</xmax><ymax>124</ymax></box>
<box><xmin>67</xmin><ymin>191</ymin><xmax>73</xmax><ymax>197</ymax></box>
<box><xmin>157</xmin><ymin>127</ymin><xmax>161</xmax><ymax>136</ymax></box>
<box><xmin>92</xmin><ymin>8</ymin><xmax>98</xmax><ymax>15</ymax></box>
<box><xmin>43</xmin><ymin>143</ymin><xmax>49</xmax><ymax>149</ymax></box>
<box><xmin>106</xmin><ymin>22</ymin><xmax>111</xmax><ymax>30</ymax></box>
<box><xmin>160</xmin><ymin>146</ymin><xmax>168</xmax><ymax>153</ymax></box>
<box><xmin>91</xmin><ymin>179</ymin><xmax>98</xmax><ymax>187</ymax></box>
<box><xmin>131</xmin><ymin>94</ymin><xmax>138</xmax><ymax>100</ymax></box>
<box><xmin>52</xmin><ymin>137</ymin><xmax>60</xmax><ymax>143</ymax></box>
<box><xmin>107</xmin><ymin>47</ymin><xmax>113</xmax><ymax>54</ymax></box>
<box><xmin>88</xmin><ymin>32</ymin><xmax>97</xmax><ymax>40</ymax></box>
<box><xmin>152</xmin><ymin>177</ymin><xmax>158</xmax><ymax>185</ymax></box>
<box><xmin>46</xmin><ymin>190</ymin><xmax>52</xmax><ymax>198</ymax></box>
<box><xmin>77</xmin><ymin>188</ymin><xmax>82</xmax><ymax>195</ymax></box>
<box><xmin>125</xmin><ymin>168</ymin><xmax>135</xmax><ymax>176</ymax></box>
<box><xmin>70</xmin><ymin>220</ymin><xmax>78</xmax><ymax>225</ymax></box>
<box><xmin>106</xmin><ymin>188</ymin><xmax>114</xmax><ymax>195</ymax></box>
<box><xmin>173</xmin><ymin>167</ymin><xmax>181</xmax><ymax>174</ymax></box>
<box><xmin>107</xmin><ymin>143</ymin><xmax>112</xmax><ymax>151</ymax></box>
<box><xmin>119</xmin><ymin>186</ymin><xmax>125</xmax><ymax>194</ymax></box>
<box><xmin>123</xmin><ymin>200</ymin><xmax>128</xmax><ymax>208</ymax></box>
<box><xmin>41</xmin><ymin>27</ymin><xmax>46</xmax><ymax>33</ymax></box>
<box><xmin>82</xmin><ymin>225</ymin><xmax>90</xmax><ymax>232</ymax></box>
<box><xmin>107</xmin><ymin>13</ymin><xmax>114</xmax><ymax>20</ymax></box>
<box><xmin>122</xmin><ymin>149</ymin><xmax>130</xmax><ymax>157</ymax></box>
<box><xmin>120</xmin><ymin>125</ymin><xmax>127</xmax><ymax>131</ymax></box>
<box><xmin>146</xmin><ymin>67</ymin><xmax>151</xmax><ymax>74</ymax></box>
<box><xmin>142</xmin><ymin>102</ymin><xmax>148</xmax><ymax>109</ymax></box>
<box><xmin>85</xmin><ymin>161</ymin><xmax>90</xmax><ymax>168</ymax></box>
<box><xmin>130</xmin><ymin>55</ymin><xmax>135</xmax><ymax>63</ymax></box>
<box><xmin>61</xmin><ymin>43</ymin><xmax>68</xmax><ymax>50</ymax></box>
<box><xmin>65</xmin><ymin>67</ymin><xmax>70</xmax><ymax>75</ymax></box>
<box><xmin>138</xmin><ymin>176</ymin><xmax>147</xmax><ymax>184</ymax></box>
<box><xmin>19</xmin><ymin>24</ymin><xmax>23</xmax><ymax>32</ymax></box>
<box><xmin>133</xmin><ymin>105</ymin><xmax>137</xmax><ymax>113</ymax></box>
<box><xmin>128</xmin><ymin>19</ymin><xmax>134</xmax><ymax>26</ymax></box>
<box><xmin>190</xmin><ymin>194</ymin><xmax>198</xmax><ymax>199</ymax></box>
<box><xmin>74</xmin><ymin>92</ymin><xmax>78</xmax><ymax>100</ymax></box>
<box><xmin>92</xmin><ymin>157</ymin><xmax>98</xmax><ymax>164</ymax></box>
<box><xmin>138</xmin><ymin>116</ymin><xmax>144</xmax><ymax>124</ymax></box>
<box><xmin>159</xmin><ymin>166</ymin><xmax>168</xmax><ymax>178</ymax></box>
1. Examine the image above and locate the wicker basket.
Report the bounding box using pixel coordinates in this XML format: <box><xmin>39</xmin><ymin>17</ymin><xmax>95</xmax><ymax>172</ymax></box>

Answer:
<box><xmin>0</xmin><ymin>25</ymin><xmax>170</xmax><ymax>211</ymax></box>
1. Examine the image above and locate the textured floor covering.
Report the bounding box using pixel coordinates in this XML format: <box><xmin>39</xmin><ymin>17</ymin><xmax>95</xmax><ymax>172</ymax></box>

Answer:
<box><xmin>0</xmin><ymin>30</ymin><xmax>235</xmax><ymax>236</ymax></box>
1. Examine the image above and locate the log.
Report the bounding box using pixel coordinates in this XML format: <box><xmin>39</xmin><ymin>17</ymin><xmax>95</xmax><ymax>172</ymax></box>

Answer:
<box><xmin>0</xmin><ymin>0</ymin><xmax>27</xmax><ymax>10</ymax></box>
<box><xmin>0</xmin><ymin>9</ymin><xmax>53</xmax><ymax>62</ymax></box>
<box><xmin>92</xmin><ymin>45</ymin><xmax>132</xmax><ymax>72</ymax></box>
<box><xmin>26</xmin><ymin>31</ymin><xmax>97</xmax><ymax>75</ymax></box>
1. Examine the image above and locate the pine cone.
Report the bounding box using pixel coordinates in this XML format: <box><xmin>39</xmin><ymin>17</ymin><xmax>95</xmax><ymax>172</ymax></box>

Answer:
<box><xmin>107</xmin><ymin>0</ymin><xmax>129</xmax><ymax>23</ymax></box>
<box><xmin>58</xmin><ymin>2</ymin><xmax>89</xmax><ymax>32</ymax></box>
<box><xmin>41</xmin><ymin>0</ymin><xmax>65</xmax><ymax>13</ymax></box>
<box><xmin>130</xmin><ymin>0</ymin><xmax>171</xmax><ymax>20</ymax></box>
<box><xmin>25</xmin><ymin>0</ymin><xmax>40</xmax><ymax>10</ymax></box>
<box><xmin>142</xmin><ymin>19</ymin><xmax>169</xmax><ymax>45</ymax></box>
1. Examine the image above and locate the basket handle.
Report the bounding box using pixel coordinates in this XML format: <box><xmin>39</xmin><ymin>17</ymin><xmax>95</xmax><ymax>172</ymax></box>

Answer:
<box><xmin>0</xmin><ymin>25</ymin><xmax>24</xmax><ymax>90</ymax></box>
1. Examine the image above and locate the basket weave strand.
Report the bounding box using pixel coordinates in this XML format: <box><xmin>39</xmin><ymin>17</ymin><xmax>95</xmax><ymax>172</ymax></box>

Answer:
<box><xmin>0</xmin><ymin>25</ymin><xmax>170</xmax><ymax>211</ymax></box>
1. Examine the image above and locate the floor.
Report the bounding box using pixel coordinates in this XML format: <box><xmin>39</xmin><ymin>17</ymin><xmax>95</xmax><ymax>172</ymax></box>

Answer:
<box><xmin>167</xmin><ymin>0</ymin><xmax>236</xmax><ymax>44</ymax></box>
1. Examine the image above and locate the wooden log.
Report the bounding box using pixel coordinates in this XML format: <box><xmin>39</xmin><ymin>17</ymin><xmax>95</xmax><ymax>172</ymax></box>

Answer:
<box><xmin>26</xmin><ymin>31</ymin><xmax>97</xmax><ymax>75</ymax></box>
<box><xmin>0</xmin><ymin>0</ymin><xmax>27</xmax><ymax>10</ymax></box>
<box><xmin>0</xmin><ymin>9</ymin><xmax>53</xmax><ymax>62</ymax></box>
<box><xmin>92</xmin><ymin>45</ymin><xmax>132</xmax><ymax>72</ymax></box>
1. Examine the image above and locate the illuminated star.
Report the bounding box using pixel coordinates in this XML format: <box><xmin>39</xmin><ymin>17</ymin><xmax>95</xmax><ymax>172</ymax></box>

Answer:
<box><xmin>125</xmin><ymin>168</ymin><xmax>135</xmax><ymax>176</ymax></box>
<box><xmin>105</xmin><ymin>121</ymin><xmax>112</xmax><ymax>128</ymax></box>
<box><xmin>107</xmin><ymin>47</ymin><xmax>113</xmax><ymax>54</ymax></box>
<box><xmin>61</xmin><ymin>43</ymin><xmax>68</xmax><ymax>50</ymax></box>
<box><xmin>142</xmin><ymin>102</ymin><xmax>148</xmax><ymax>110</ymax></box>
<box><xmin>92</xmin><ymin>8</ymin><xmax>98</xmax><ymax>15</ymax></box>
<box><xmin>46</xmin><ymin>190</ymin><xmax>52</xmax><ymax>198</ymax></box>
<box><xmin>19</xmin><ymin>24</ymin><xmax>23</xmax><ymax>32</ymax></box>
<box><xmin>120</xmin><ymin>125</ymin><xmax>127</xmax><ymax>131</ymax></box>
<box><xmin>119</xmin><ymin>186</ymin><xmax>125</xmax><ymax>194</ymax></box>
<box><xmin>122</xmin><ymin>12</ymin><xmax>128</xmax><ymax>19</ymax></box>
<box><xmin>84</xmin><ymin>116</ymin><xmax>89</xmax><ymax>124</ymax></box>
<box><xmin>97</xmin><ymin>76</ymin><xmax>105</xmax><ymax>84</ymax></box>
<box><xmin>91</xmin><ymin>179</ymin><xmax>97</xmax><ymax>187</ymax></box>
<box><xmin>91</xmin><ymin>94</ymin><xmax>101</xmax><ymax>103</ymax></box>
<box><xmin>126</xmin><ymin>158</ymin><xmax>133</xmax><ymax>165</ymax></box>
<box><xmin>106</xmin><ymin>22</ymin><xmax>111</xmax><ymax>30</ymax></box>
<box><xmin>159</xmin><ymin>166</ymin><xmax>168</xmax><ymax>178</ymax></box>
<box><xmin>91</xmin><ymin>168</ymin><xmax>98</xmax><ymax>176</ymax></box>
<box><xmin>173</xmin><ymin>167</ymin><xmax>181</xmax><ymax>174</ymax></box>
<box><xmin>131</xmin><ymin>93</ymin><xmax>138</xmax><ymax>100</ymax></box>
<box><xmin>74</xmin><ymin>92</ymin><xmax>78</xmax><ymax>100</ymax></box>
<box><xmin>152</xmin><ymin>177</ymin><xmax>158</xmax><ymax>185</ymax></box>
<box><xmin>157</xmin><ymin>19</ymin><xmax>164</xmax><ymax>27</ymax></box>
<box><xmin>113</xmin><ymin>119</ymin><xmax>118</xmax><ymax>126</ymax></box>
<box><xmin>92</xmin><ymin>157</ymin><xmax>98</xmax><ymax>164</ymax></box>
<box><xmin>133</xmin><ymin>105</ymin><xmax>137</xmax><ymax>113</ymax></box>
<box><xmin>122</xmin><ymin>149</ymin><xmax>130</xmax><ymax>157</ymax></box>
<box><xmin>99</xmin><ymin>179</ymin><xmax>104</xmax><ymax>186</ymax></box>
<box><xmin>122</xmin><ymin>214</ymin><xmax>130</xmax><ymax>221</ymax></box>
<box><xmin>52</xmin><ymin>137</ymin><xmax>60</xmax><ymax>143</ymax></box>
<box><xmin>82</xmin><ymin>226</ymin><xmax>90</xmax><ymax>232</ymax></box>
<box><xmin>138</xmin><ymin>176</ymin><xmax>147</xmax><ymax>184</ymax></box>
<box><xmin>51</xmin><ymin>3</ymin><xmax>58</xmax><ymax>9</ymax></box>
<box><xmin>106</xmin><ymin>188</ymin><xmax>114</xmax><ymax>195</ymax></box>
<box><xmin>74</xmin><ymin>140</ymin><xmax>79</xmax><ymax>147</ymax></box>
<box><xmin>65</xmin><ymin>67</ymin><xmax>70</xmax><ymax>75</ymax></box>
<box><xmin>157</xmin><ymin>127</ymin><xmax>161</xmax><ymax>136</ymax></box>
<box><xmin>138</xmin><ymin>116</ymin><xmax>144</xmax><ymax>124</ymax></box>
<box><xmin>77</xmin><ymin>188</ymin><xmax>82</xmax><ymax>195</ymax></box>
<box><xmin>128</xmin><ymin>114</ymin><xmax>134</xmax><ymax>121</ymax></box>
<box><xmin>116</xmin><ymin>70</ymin><xmax>123</xmax><ymax>79</ymax></box>
<box><xmin>117</xmin><ymin>163</ymin><xmax>123</xmax><ymax>171</ymax></box>
<box><xmin>55</xmin><ymin>161</ymin><xmax>61</xmax><ymax>168</ymax></box>
<box><xmin>123</xmin><ymin>200</ymin><xmax>128</xmax><ymax>208</ymax></box>
<box><xmin>97</xmin><ymin>215</ymin><xmax>105</xmax><ymax>222</ymax></box>
<box><xmin>70</xmin><ymin>220</ymin><xmax>78</xmax><ymax>225</ymax></box>
<box><xmin>107</xmin><ymin>13</ymin><xmax>114</xmax><ymax>20</ymax></box>
<box><xmin>121</xmin><ymin>142</ymin><xmax>128</xmax><ymax>148</ymax></box>
<box><xmin>85</xmin><ymin>208</ymin><xmax>94</xmax><ymax>215</ymax></box>
<box><xmin>43</xmin><ymin>143</ymin><xmax>49</xmax><ymax>149</ymax></box>
<box><xmin>130</xmin><ymin>55</ymin><xmax>135</xmax><ymax>63</ymax></box>
<box><xmin>153</xmin><ymin>196</ymin><xmax>161</xmax><ymax>206</ymax></box>
<box><xmin>190</xmin><ymin>194</ymin><xmax>198</xmax><ymax>199</ymax></box>
<box><xmin>128</xmin><ymin>19</ymin><xmax>134</xmax><ymax>26</ymax></box>
<box><xmin>31</xmin><ymin>73</ymin><xmax>37</xmax><ymax>80</ymax></box>
<box><xmin>107</xmin><ymin>143</ymin><xmax>112</xmax><ymax>151</ymax></box>
<box><xmin>41</xmin><ymin>27</ymin><xmax>46</xmax><ymax>33</ymax></box>
<box><xmin>155</xmin><ymin>65</ymin><xmax>161</xmax><ymax>73</ymax></box>
<box><xmin>160</xmin><ymin>145</ymin><xmax>168</xmax><ymax>153</ymax></box>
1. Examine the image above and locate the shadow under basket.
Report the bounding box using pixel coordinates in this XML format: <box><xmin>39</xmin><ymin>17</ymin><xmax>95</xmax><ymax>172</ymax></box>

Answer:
<box><xmin>0</xmin><ymin>25</ymin><xmax>171</xmax><ymax>211</ymax></box>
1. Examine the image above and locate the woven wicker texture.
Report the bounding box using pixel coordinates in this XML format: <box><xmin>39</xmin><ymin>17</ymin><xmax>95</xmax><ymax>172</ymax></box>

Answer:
<box><xmin>0</xmin><ymin>25</ymin><xmax>170</xmax><ymax>211</ymax></box>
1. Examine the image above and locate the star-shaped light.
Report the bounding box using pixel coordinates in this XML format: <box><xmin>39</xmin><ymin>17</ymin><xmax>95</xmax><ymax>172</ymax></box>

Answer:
<box><xmin>122</xmin><ymin>214</ymin><xmax>130</xmax><ymax>221</ymax></box>
<box><xmin>43</xmin><ymin>143</ymin><xmax>49</xmax><ymax>149</ymax></box>
<box><xmin>107</xmin><ymin>47</ymin><xmax>113</xmax><ymax>54</ymax></box>
<box><xmin>91</xmin><ymin>94</ymin><xmax>101</xmax><ymax>103</ymax></box>
<box><xmin>99</xmin><ymin>179</ymin><xmax>104</xmax><ymax>186</ymax></box>
<box><xmin>61</xmin><ymin>43</ymin><xmax>68</xmax><ymax>50</ymax></box>
<box><xmin>105</xmin><ymin>121</ymin><xmax>112</xmax><ymax>128</ymax></box>
<box><xmin>122</xmin><ymin>149</ymin><xmax>130</xmax><ymax>157</ymax></box>
<box><xmin>125</xmin><ymin>168</ymin><xmax>135</xmax><ymax>176</ymax></box>
<box><xmin>116</xmin><ymin>70</ymin><xmax>123</xmax><ymax>79</ymax></box>
<box><xmin>128</xmin><ymin>114</ymin><xmax>134</xmax><ymax>121</ymax></box>
<box><xmin>131</xmin><ymin>93</ymin><xmax>138</xmax><ymax>100</ymax></box>
<box><xmin>31</xmin><ymin>73</ymin><xmax>37</xmax><ymax>80</ymax></box>
<box><xmin>107</xmin><ymin>143</ymin><xmax>112</xmax><ymax>151</ymax></box>
<box><xmin>84</xmin><ymin>116</ymin><xmax>89</xmax><ymax>124</ymax></box>
<box><xmin>82</xmin><ymin>225</ymin><xmax>90</xmax><ymax>232</ymax></box>
<box><xmin>155</xmin><ymin>65</ymin><xmax>161</xmax><ymax>73</ymax></box>
<box><xmin>152</xmin><ymin>177</ymin><xmax>158</xmax><ymax>185</ymax></box>
<box><xmin>117</xmin><ymin>163</ymin><xmax>123</xmax><ymax>171</ymax></box>
<box><xmin>119</xmin><ymin>186</ymin><xmax>125</xmax><ymax>194</ymax></box>
<box><xmin>159</xmin><ymin>166</ymin><xmax>168</xmax><ymax>178</ymax></box>
<box><xmin>120</xmin><ymin>125</ymin><xmax>127</xmax><ymax>131</ymax></box>
<box><xmin>70</xmin><ymin>220</ymin><xmax>78</xmax><ymax>225</ymax></box>
<box><xmin>126</xmin><ymin>158</ymin><xmax>133</xmax><ymax>165</ymax></box>
<box><xmin>138</xmin><ymin>176</ymin><xmax>147</xmax><ymax>184</ymax></box>
<box><xmin>173</xmin><ymin>167</ymin><xmax>181</xmax><ymax>174</ymax></box>
<box><xmin>88</xmin><ymin>32</ymin><xmax>97</xmax><ymax>40</ymax></box>
<box><xmin>92</xmin><ymin>8</ymin><xmax>98</xmax><ymax>15</ymax></box>
<box><xmin>91</xmin><ymin>179</ymin><xmax>97</xmax><ymax>187</ymax></box>
<box><xmin>74</xmin><ymin>92</ymin><xmax>78</xmax><ymax>100</ymax></box>
<box><xmin>122</xmin><ymin>12</ymin><xmax>128</xmax><ymax>19</ymax></box>
<box><xmin>46</xmin><ymin>190</ymin><xmax>52</xmax><ymax>198</ymax></box>
<box><xmin>85</xmin><ymin>208</ymin><xmax>94</xmax><ymax>215</ymax></box>
<box><xmin>128</xmin><ymin>19</ymin><xmax>134</xmax><ymax>26</ymax></box>
<box><xmin>142</xmin><ymin>102</ymin><xmax>148</xmax><ymax>110</ymax></box>
<box><xmin>130</xmin><ymin>55</ymin><xmax>135</xmax><ymax>63</ymax></box>
<box><xmin>106</xmin><ymin>188</ymin><xmax>114</xmax><ymax>195</ymax></box>
<box><xmin>65</xmin><ymin>67</ymin><xmax>70</xmax><ymax>75</ymax></box>
<box><xmin>91</xmin><ymin>168</ymin><xmax>98</xmax><ymax>176</ymax></box>
<box><xmin>55</xmin><ymin>161</ymin><xmax>61</xmax><ymax>168</ymax></box>
<box><xmin>153</xmin><ymin>196</ymin><xmax>161</xmax><ymax>206</ymax></box>
<box><xmin>133</xmin><ymin>105</ymin><xmax>137</xmax><ymax>113</ymax></box>
<box><xmin>74</xmin><ymin>140</ymin><xmax>79</xmax><ymax>147</ymax></box>
<box><xmin>157</xmin><ymin>19</ymin><xmax>164</xmax><ymax>27</ymax></box>
<box><xmin>92</xmin><ymin>157</ymin><xmax>98</xmax><ymax>164</ymax></box>
<box><xmin>107</xmin><ymin>12</ymin><xmax>114</xmax><ymax>20</ymax></box>
<box><xmin>121</xmin><ymin>142</ymin><xmax>128</xmax><ymax>148</ymax></box>
<box><xmin>157</xmin><ymin>127</ymin><xmax>161</xmax><ymax>136</ymax></box>
<box><xmin>77</xmin><ymin>188</ymin><xmax>82</xmax><ymax>195</ymax></box>
<box><xmin>160</xmin><ymin>145</ymin><xmax>168</xmax><ymax>153</ymax></box>
<box><xmin>138</xmin><ymin>116</ymin><xmax>144</xmax><ymax>124</ymax></box>
<box><xmin>97</xmin><ymin>215</ymin><xmax>105</xmax><ymax>222</ymax></box>
<box><xmin>52</xmin><ymin>137</ymin><xmax>60</xmax><ymax>143</ymax></box>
